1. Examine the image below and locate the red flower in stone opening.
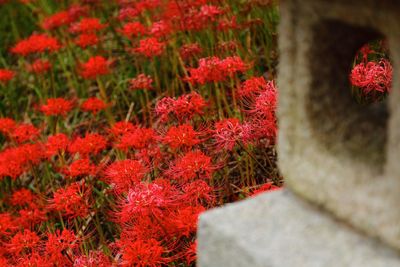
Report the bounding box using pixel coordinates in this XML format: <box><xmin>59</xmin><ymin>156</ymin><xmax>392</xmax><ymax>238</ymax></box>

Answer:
<box><xmin>39</xmin><ymin>98</ymin><xmax>74</xmax><ymax>116</ymax></box>
<box><xmin>129</xmin><ymin>74</ymin><xmax>153</xmax><ymax>90</ymax></box>
<box><xmin>79</xmin><ymin>56</ymin><xmax>110</xmax><ymax>79</ymax></box>
<box><xmin>0</xmin><ymin>69</ymin><xmax>15</xmax><ymax>83</ymax></box>
<box><xmin>74</xmin><ymin>33</ymin><xmax>99</xmax><ymax>48</ymax></box>
<box><xmin>104</xmin><ymin>159</ymin><xmax>146</xmax><ymax>193</ymax></box>
<box><xmin>68</xmin><ymin>133</ymin><xmax>107</xmax><ymax>157</ymax></box>
<box><xmin>27</xmin><ymin>59</ymin><xmax>52</xmax><ymax>74</ymax></box>
<box><xmin>163</xmin><ymin>124</ymin><xmax>200</xmax><ymax>149</ymax></box>
<box><xmin>51</xmin><ymin>182</ymin><xmax>91</xmax><ymax>218</ymax></box>
<box><xmin>11</xmin><ymin>34</ymin><xmax>61</xmax><ymax>56</ymax></box>
<box><xmin>119</xmin><ymin>22</ymin><xmax>147</xmax><ymax>38</ymax></box>
<box><xmin>350</xmin><ymin>58</ymin><xmax>392</xmax><ymax>95</ymax></box>
<box><xmin>134</xmin><ymin>37</ymin><xmax>165</xmax><ymax>58</ymax></box>
<box><xmin>69</xmin><ymin>17</ymin><xmax>106</xmax><ymax>33</ymax></box>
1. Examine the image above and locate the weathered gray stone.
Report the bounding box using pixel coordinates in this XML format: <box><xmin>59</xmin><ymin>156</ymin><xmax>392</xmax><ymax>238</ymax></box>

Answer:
<box><xmin>198</xmin><ymin>190</ymin><xmax>400</xmax><ymax>267</ymax></box>
<box><xmin>277</xmin><ymin>0</ymin><xmax>400</xmax><ymax>249</ymax></box>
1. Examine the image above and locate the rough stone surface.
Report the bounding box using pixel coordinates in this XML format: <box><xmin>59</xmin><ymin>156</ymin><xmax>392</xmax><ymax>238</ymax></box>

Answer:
<box><xmin>277</xmin><ymin>0</ymin><xmax>400</xmax><ymax>249</ymax></box>
<box><xmin>198</xmin><ymin>190</ymin><xmax>400</xmax><ymax>267</ymax></box>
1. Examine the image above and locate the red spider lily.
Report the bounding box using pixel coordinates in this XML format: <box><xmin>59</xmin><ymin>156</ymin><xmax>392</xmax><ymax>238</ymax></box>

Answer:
<box><xmin>6</xmin><ymin>229</ymin><xmax>40</xmax><ymax>256</ymax></box>
<box><xmin>118</xmin><ymin>7</ymin><xmax>140</xmax><ymax>21</ymax></box>
<box><xmin>51</xmin><ymin>182</ymin><xmax>91</xmax><ymax>218</ymax></box>
<box><xmin>116</xmin><ymin>127</ymin><xmax>157</xmax><ymax>151</ymax></box>
<box><xmin>41</xmin><ymin>11</ymin><xmax>73</xmax><ymax>30</ymax></box>
<box><xmin>9</xmin><ymin>188</ymin><xmax>36</xmax><ymax>207</ymax></box>
<box><xmin>81</xmin><ymin>97</ymin><xmax>107</xmax><ymax>114</ymax></box>
<box><xmin>39</xmin><ymin>98</ymin><xmax>74</xmax><ymax>116</ymax></box>
<box><xmin>0</xmin><ymin>212</ymin><xmax>18</xmax><ymax>237</ymax></box>
<box><xmin>155</xmin><ymin>92</ymin><xmax>207</xmax><ymax>122</ymax></box>
<box><xmin>108</xmin><ymin>121</ymin><xmax>137</xmax><ymax>139</ymax></box>
<box><xmin>69</xmin><ymin>17</ymin><xmax>107</xmax><ymax>33</ymax></box>
<box><xmin>68</xmin><ymin>133</ymin><xmax>107</xmax><ymax>157</ymax></box>
<box><xmin>179</xmin><ymin>43</ymin><xmax>202</xmax><ymax>60</ymax></box>
<box><xmin>213</xmin><ymin>118</ymin><xmax>245</xmax><ymax>151</ymax></box>
<box><xmin>45</xmin><ymin>133</ymin><xmax>69</xmax><ymax>157</ymax></box>
<box><xmin>182</xmin><ymin>180</ymin><xmax>215</xmax><ymax>206</ymax></box>
<box><xmin>185</xmin><ymin>56</ymin><xmax>250</xmax><ymax>84</ymax></box>
<box><xmin>167</xmin><ymin>151</ymin><xmax>213</xmax><ymax>182</ymax></box>
<box><xmin>11</xmin><ymin>124</ymin><xmax>41</xmax><ymax>143</ymax></box>
<box><xmin>45</xmin><ymin>229</ymin><xmax>79</xmax><ymax>264</ymax></box>
<box><xmin>14</xmin><ymin>253</ymin><xmax>51</xmax><ymax>267</ymax></box>
<box><xmin>104</xmin><ymin>159</ymin><xmax>147</xmax><ymax>193</ymax></box>
<box><xmin>0</xmin><ymin>69</ymin><xmax>15</xmax><ymax>83</ymax></box>
<box><xmin>217</xmin><ymin>15</ymin><xmax>240</xmax><ymax>31</ymax></box>
<box><xmin>162</xmin><ymin>124</ymin><xmax>200</xmax><ymax>149</ymax></box>
<box><xmin>0</xmin><ymin>117</ymin><xmax>16</xmax><ymax>135</ymax></box>
<box><xmin>238</xmin><ymin>76</ymin><xmax>271</xmax><ymax>99</ymax></box>
<box><xmin>184</xmin><ymin>241</ymin><xmax>197</xmax><ymax>265</ymax></box>
<box><xmin>149</xmin><ymin>20</ymin><xmax>172</xmax><ymax>38</ymax></box>
<box><xmin>118</xmin><ymin>238</ymin><xmax>167</xmax><ymax>267</ymax></box>
<box><xmin>129</xmin><ymin>73</ymin><xmax>153</xmax><ymax>90</ymax></box>
<box><xmin>134</xmin><ymin>37</ymin><xmax>166</xmax><ymax>58</ymax></box>
<box><xmin>350</xmin><ymin>58</ymin><xmax>392</xmax><ymax>95</ymax></box>
<box><xmin>119</xmin><ymin>21</ymin><xmax>147</xmax><ymax>38</ymax></box>
<box><xmin>74</xmin><ymin>33</ymin><xmax>99</xmax><ymax>48</ymax></box>
<box><xmin>17</xmin><ymin>205</ymin><xmax>48</xmax><ymax>228</ymax></box>
<box><xmin>0</xmin><ymin>143</ymin><xmax>44</xmax><ymax>180</ymax></box>
<box><xmin>27</xmin><ymin>59</ymin><xmax>52</xmax><ymax>74</ymax></box>
<box><xmin>165</xmin><ymin>205</ymin><xmax>205</xmax><ymax>238</ymax></box>
<box><xmin>11</xmin><ymin>34</ymin><xmax>61</xmax><ymax>56</ymax></box>
<box><xmin>73</xmin><ymin>250</ymin><xmax>112</xmax><ymax>267</ymax></box>
<box><xmin>63</xmin><ymin>158</ymin><xmax>96</xmax><ymax>178</ymax></box>
<box><xmin>118</xmin><ymin>180</ymin><xmax>178</xmax><ymax>222</ymax></box>
<box><xmin>79</xmin><ymin>56</ymin><xmax>111</xmax><ymax>79</ymax></box>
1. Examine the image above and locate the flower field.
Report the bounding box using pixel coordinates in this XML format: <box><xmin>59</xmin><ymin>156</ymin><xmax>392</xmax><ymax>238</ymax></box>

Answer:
<box><xmin>0</xmin><ymin>0</ymin><xmax>392</xmax><ymax>266</ymax></box>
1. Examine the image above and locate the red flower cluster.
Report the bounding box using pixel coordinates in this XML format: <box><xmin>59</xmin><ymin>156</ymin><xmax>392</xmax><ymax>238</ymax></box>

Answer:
<box><xmin>11</xmin><ymin>34</ymin><xmax>61</xmax><ymax>56</ymax></box>
<box><xmin>79</xmin><ymin>56</ymin><xmax>110</xmax><ymax>79</ymax></box>
<box><xmin>134</xmin><ymin>37</ymin><xmax>166</xmax><ymax>57</ymax></box>
<box><xmin>155</xmin><ymin>92</ymin><xmax>207</xmax><ymax>122</ymax></box>
<box><xmin>81</xmin><ymin>97</ymin><xmax>107</xmax><ymax>114</ymax></box>
<box><xmin>0</xmin><ymin>69</ymin><xmax>15</xmax><ymax>83</ymax></box>
<box><xmin>129</xmin><ymin>73</ymin><xmax>153</xmax><ymax>90</ymax></box>
<box><xmin>39</xmin><ymin>98</ymin><xmax>74</xmax><ymax>116</ymax></box>
<box><xmin>185</xmin><ymin>56</ymin><xmax>250</xmax><ymax>84</ymax></box>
